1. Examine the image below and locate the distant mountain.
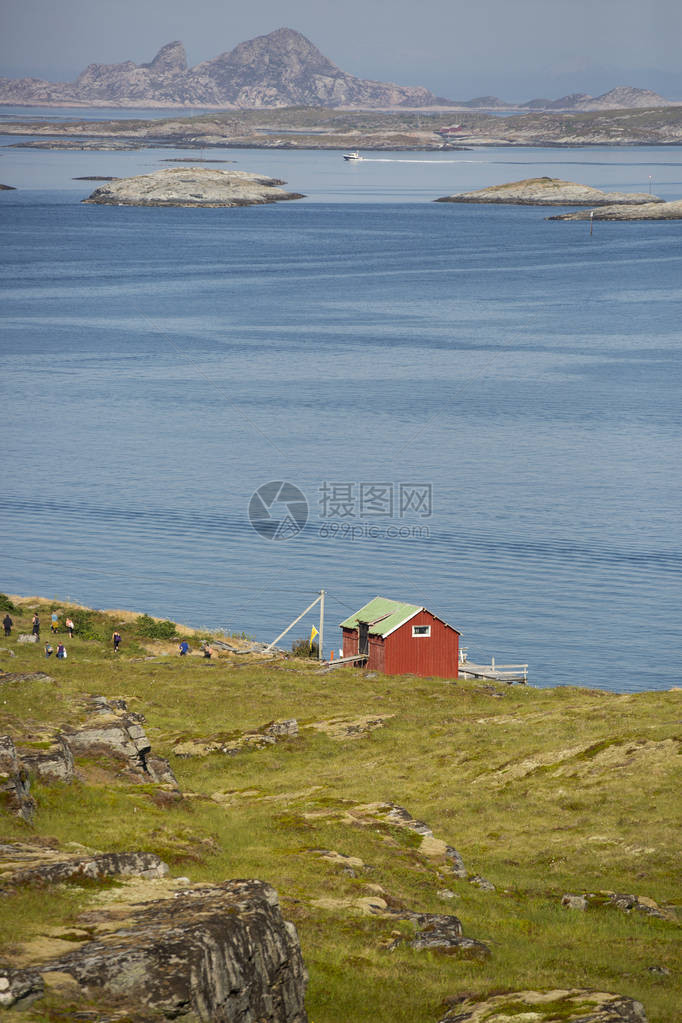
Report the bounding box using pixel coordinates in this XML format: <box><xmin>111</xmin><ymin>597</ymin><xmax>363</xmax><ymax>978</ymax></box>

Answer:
<box><xmin>520</xmin><ymin>87</ymin><xmax>670</xmax><ymax>111</ymax></box>
<box><xmin>0</xmin><ymin>33</ymin><xmax>673</xmax><ymax>112</ymax></box>
<box><xmin>0</xmin><ymin>28</ymin><xmax>439</xmax><ymax>109</ymax></box>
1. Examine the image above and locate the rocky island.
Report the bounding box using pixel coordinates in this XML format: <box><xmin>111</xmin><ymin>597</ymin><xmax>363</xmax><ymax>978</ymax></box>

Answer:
<box><xmin>435</xmin><ymin>176</ymin><xmax>663</xmax><ymax>205</ymax></box>
<box><xmin>82</xmin><ymin>166</ymin><xmax>304</xmax><ymax>207</ymax></box>
<box><xmin>549</xmin><ymin>198</ymin><xmax>682</xmax><ymax>221</ymax></box>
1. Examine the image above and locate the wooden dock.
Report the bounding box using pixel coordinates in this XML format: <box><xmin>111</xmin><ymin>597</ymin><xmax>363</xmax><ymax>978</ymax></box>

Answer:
<box><xmin>459</xmin><ymin>658</ymin><xmax>528</xmax><ymax>684</ymax></box>
<box><xmin>320</xmin><ymin>654</ymin><xmax>369</xmax><ymax>670</ymax></box>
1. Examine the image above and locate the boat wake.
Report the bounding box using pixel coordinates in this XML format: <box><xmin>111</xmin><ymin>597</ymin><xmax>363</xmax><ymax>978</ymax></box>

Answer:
<box><xmin>358</xmin><ymin>158</ymin><xmax>488</xmax><ymax>164</ymax></box>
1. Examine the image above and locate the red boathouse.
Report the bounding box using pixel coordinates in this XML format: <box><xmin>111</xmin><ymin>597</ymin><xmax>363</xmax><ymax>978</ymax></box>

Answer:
<box><xmin>339</xmin><ymin>596</ymin><xmax>460</xmax><ymax>680</ymax></box>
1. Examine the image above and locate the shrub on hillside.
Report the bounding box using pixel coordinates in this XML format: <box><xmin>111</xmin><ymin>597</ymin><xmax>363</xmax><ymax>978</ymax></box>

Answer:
<box><xmin>291</xmin><ymin>637</ymin><xmax>319</xmax><ymax>659</ymax></box>
<box><xmin>0</xmin><ymin>594</ymin><xmax>18</xmax><ymax>613</ymax></box>
<box><xmin>136</xmin><ymin>615</ymin><xmax>177</xmax><ymax>640</ymax></box>
<box><xmin>69</xmin><ymin>609</ymin><xmax>107</xmax><ymax>641</ymax></box>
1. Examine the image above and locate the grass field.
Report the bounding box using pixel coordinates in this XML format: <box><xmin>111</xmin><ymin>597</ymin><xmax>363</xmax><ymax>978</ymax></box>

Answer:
<box><xmin>1</xmin><ymin>596</ymin><xmax>679</xmax><ymax>1022</ymax></box>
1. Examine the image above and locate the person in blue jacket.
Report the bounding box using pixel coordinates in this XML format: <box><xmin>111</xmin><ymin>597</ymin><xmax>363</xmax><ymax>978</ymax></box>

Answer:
<box><xmin>179</xmin><ymin>640</ymin><xmax>190</xmax><ymax>656</ymax></box>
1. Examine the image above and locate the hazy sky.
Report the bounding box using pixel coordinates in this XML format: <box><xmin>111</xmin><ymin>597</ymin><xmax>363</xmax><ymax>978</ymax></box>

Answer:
<box><xmin>2</xmin><ymin>0</ymin><xmax>681</xmax><ymax>100</ymax></box>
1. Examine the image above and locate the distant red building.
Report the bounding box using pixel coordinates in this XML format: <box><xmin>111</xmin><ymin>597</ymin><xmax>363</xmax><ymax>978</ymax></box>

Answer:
<box><xmin>339</xmin><ymin>596</ymin><xmax>460</xmax><ymax>680</ymax></box>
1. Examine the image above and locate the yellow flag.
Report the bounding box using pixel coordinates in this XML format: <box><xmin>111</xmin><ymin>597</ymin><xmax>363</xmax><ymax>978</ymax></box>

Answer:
<box><xmin>310</xmin><ymin>625</ymin><xmax>319</xmax><ymax>645</ymax></box>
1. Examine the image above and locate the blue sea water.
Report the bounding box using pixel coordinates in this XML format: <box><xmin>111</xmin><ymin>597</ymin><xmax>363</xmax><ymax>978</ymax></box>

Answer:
<box><xmin>1</xmin><ymin>145</ymin><xmax>681</xmax><ymax>690</ymax></box>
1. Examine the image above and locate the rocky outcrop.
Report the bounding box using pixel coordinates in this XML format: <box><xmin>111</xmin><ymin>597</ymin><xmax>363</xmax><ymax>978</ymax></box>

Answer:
<box><xmin>561</xmin><ymin>890</ymin><xmax>673</xmax><ymax>920</ymax></box>
<box><xmin>18</xmin><ymin>735</ymin><xmax>74</xmax><ymax>783</ymax></box>
<box><xmin>82</xmin><ymin>167</ymin><xmax>304</xmax><ymax>207</ymax></box>
<box><xmin>65</xmin><ymin>696</ymin><xmax>179</xmax><ymax>788</ymax></box>
<box><xmin>175</xmin><ymin>718</ymin><xmax>299</xmax><ymax>757</ymax></box>
<box><xmin>549</xmin><ymin>199</ymin><xmax>682</xmax><ymax>221</ymax></box>
<box><xmin>399</xmin><ymin>912</ymin><xmax>490</xmax><ymax>957</ymax></box>
<box><xmin>436</xmin><ymin>177</ymin><xmax>663</xmax><ymax>206</ymax></box>
<box><xmin>0</xmin><ymin>735</ymin><xmax>36</xmax><ymax>821</ymax></box>
<box><xmin>0</xmin><ymin>28</ymin><xmax>439</xmax><ymax>109</ymax></box>
<box><xmin>0</xmin><ymin>842</ymin><xmax>168</xmax><ymax>887</ymax></box>
<box><xmin>3</xmin><ymin>879</ymin><xmax>308</xmax><ymax>1021</ymax></box>
<box><xmin>306</xmin><ymin>714</ymin><xmax>393</xmax><ymax>740</ymax></box>
<box><xmin>0</xmin><ymin>183</ymin><xmax>16</xmax><ymax>190</ymax></box>
<box><xmin>438</xmin><ymin>989</ymin><xmax>647</xmax><ymax>1023</ymax></box>
<box><xmin>366</xmin><ymin>803</ymin><xmax>469</xmax><ymax>879</ymax></box>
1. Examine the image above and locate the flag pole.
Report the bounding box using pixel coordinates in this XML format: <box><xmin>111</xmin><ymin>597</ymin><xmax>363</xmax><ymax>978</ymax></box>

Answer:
<box><xmin>319</xmin><ymin>589</ymin><xmax>325</xmax><ymax>661</ymax></box>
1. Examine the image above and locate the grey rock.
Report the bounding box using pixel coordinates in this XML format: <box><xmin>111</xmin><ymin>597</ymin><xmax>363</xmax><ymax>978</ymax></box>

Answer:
<box><xmin>562</xmin><ymin>891</ymin><xmax>670</xmax><ymax>919</ymax></box>
<box><xmin>0</xmin><ymin>845</ymin><xmax>168</xmax><ymax>887</ymax></box>
<box><xmin>19</xmin><ymin>734</ymin><xmax>74</xmax><ymax>783</ymax></box>
<box><xmin>647</xmin><ymin>965</ymin><xmax>670</xmax><ymax>975</ymax></box>
<box><xmin>12</xmin><ymin>879</ymin><xmax>308</xmax><ymax>1022</ymax></box>
<box><xmin>66</xmin><ymin>700</ymin><xmax>180</xmax><ymax>791</ymax></box>
<box><xmin>144</xmin><ymin>755</ymin><xmax>179</xmax><ymax>788</ymax></box>
<box><xmin>0</xmin><ymin>735</ymin><xmax>36</xmax><ymax>821</ymax></box>
<box><xmin>17</xmin><ymin>633</ymin><xmax>38</xmax><ymax>644</ymax></box>
<box><xmin>391</xmin><ymin>911</ymin><xmax>490</xmax><ymax>958</ymax></box>
<box><xmin>445</xmin><ymin>844</ymin><xmax>467</xmax><ymax>878</ymax></box>
<box><xmin>0</xmin><ymin>967</ymin><xmax>44</xmax><ymax>1010</ymax></box>
<box><xmin>266</xmin><ymin>719</ymin><xmax>299</xmax><ymax>738</ymax></box>
<box><xmin>469</xmin><ymin>874</ymin><xmax>496</xmax><ymax>892</ymax></box>
<box><xmin>0</xmin><ymin>671</ymin><xmax>52</xmax><ymax>683</ymax></box>
<box><xmin>562</xmin><ymin>893</ymin><xmax>588</xmax><ymax>910</ymax></box>
<box><xmin>385</xmin><ymin>803</ymin><xmax>433</xmax><ymax>836</ymax></box>
<box><xmin>414</xmin><ymin>933</ymin><xmax>490</xmax><ymax>958</ymax></box>
<box><xmin>438</xmin><ymin>988</ymin><xmax>648</xmax><ymax>1022</ymax></box>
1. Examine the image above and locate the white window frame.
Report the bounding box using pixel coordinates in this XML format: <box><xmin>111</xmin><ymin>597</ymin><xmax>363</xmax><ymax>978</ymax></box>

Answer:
<box><xmin>412</xmin><ymin>624</ymin><xmax>431</xmax><ymax>638</ymax></box>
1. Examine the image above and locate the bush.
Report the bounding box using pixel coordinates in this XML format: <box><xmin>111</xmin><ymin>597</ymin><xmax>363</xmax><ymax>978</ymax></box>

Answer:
<box><xmin>69</xmin><ymin>609</ymin><xmax>107</xmax><ymax>642</ymax></box>
<box><xmin>135</xmin><ymin>614</ymin><xmax>177</xmax><ymax>640</ymax></box>
<box><xmin>0</xmin><ymin>594</ymin><xmax>17</xmax><ymax>614</ymax></box>
<box><xmin>291</xmin><ymin>637</ymin><xmax>319</xmax><ymax>659</ymax></box>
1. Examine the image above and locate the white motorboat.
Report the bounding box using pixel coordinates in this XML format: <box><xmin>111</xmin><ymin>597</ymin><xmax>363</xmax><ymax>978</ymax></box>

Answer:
<box><xmin>343</xmin><ymin>151</ymin><xmax>363</xmax><ymax>161</ymax></box>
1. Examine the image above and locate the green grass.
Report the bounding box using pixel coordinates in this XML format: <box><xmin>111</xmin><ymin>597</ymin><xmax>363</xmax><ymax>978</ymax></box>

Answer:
<box><xmin>0</xmin><ymin>600</ymin><xmax>680</xmax><ymax>1021</ymax></box>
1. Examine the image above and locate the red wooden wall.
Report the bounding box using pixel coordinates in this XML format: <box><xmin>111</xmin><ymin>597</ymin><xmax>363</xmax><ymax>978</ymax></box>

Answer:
<box><xmin>342</xmin><ymin>611</ymin><xmax>458</xmax><ymax>679</ymax></box>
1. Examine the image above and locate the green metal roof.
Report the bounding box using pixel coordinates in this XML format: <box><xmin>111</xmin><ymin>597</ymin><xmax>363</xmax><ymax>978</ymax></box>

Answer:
<box><xmin>339</xmin><ymin>596</ymin><xmax>423</xmax><ymax>638</ymax></box>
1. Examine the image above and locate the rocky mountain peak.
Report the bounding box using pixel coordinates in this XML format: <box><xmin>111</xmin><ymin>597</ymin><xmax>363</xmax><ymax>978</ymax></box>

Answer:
<box><xmin>146</xmin><ymin>40</ymin><xmax>187</xmax><ymax>74</ymax></box>
<box><xmin>592</xmin><ymin>85</ymin><xmax>668</xmax><ymax>107</ymax></box>
<box><xmin>204</xmin><ymin>27</ymin><xmax>338</xmax><ymax>76</ymax></box>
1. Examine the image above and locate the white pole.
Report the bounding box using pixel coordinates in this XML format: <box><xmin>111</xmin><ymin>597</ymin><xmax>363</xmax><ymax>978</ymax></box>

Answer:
<box><xmin>319</xmin><ymin>590</ymin><xmax>325</xmax><ymax>661</ymax></box>
<box><xmin>263</xmin><ymin>594</ymin><xmax>321</xmax><ymax>653</ymax></box>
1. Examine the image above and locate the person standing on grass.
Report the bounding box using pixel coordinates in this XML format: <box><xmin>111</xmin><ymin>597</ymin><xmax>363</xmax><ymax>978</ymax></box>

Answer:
<box><xmin>65</xmin><ymin>617</ymin><xmax>74</xmax><ymax>639</ymax></box>
<box><xmin>179</xmin><ymin>640</ymin><xmax>189</xmax><ymax>656</ymax></box>
<box><xmin>113</xmin><ymin>631</ymin><xmax>121</xmax><ymax>652</ymax></box>
<box><xmin>2</xmin><ymin>613</ymin><xmax>12</xmax><ymax>637</ymax></box>
<box><xmin>32</xmin><ymin>613</ymin><xmax>40</xmax><ymax>638</ymax></box>
<box><xmin>51</xmin><ymin>610</ymin><xmax>59</xmax><ymax>634</ymax></box>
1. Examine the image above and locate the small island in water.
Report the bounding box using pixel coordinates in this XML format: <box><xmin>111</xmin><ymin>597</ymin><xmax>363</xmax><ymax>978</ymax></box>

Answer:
<box><xmin>549</xmin><ymin>198</ymin><xmax>682</xmax><ymax>221</ymax></box>
<box><xmin>82</xmin><ymin>166</ymin><xmax>305</xmax><ymax>207</ymax></box>
<box><xmin>435</xmin><ymin>176</ymin><xmax>663</xmax><ymax>206</ymax></box>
